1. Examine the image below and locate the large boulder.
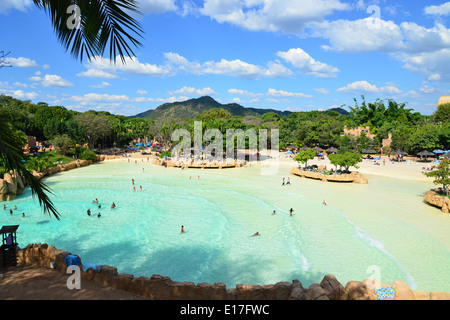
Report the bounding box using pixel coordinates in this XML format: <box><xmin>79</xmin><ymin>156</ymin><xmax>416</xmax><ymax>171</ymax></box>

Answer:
<box><xmin>320</xmin><ymin>274</ymin><xmax>346</xmax><ymax>300</ymax></box>
<box><xmin>424</xmin><ymin>190</ymin><xmax>450</xmax><ymax>213</ymax></box>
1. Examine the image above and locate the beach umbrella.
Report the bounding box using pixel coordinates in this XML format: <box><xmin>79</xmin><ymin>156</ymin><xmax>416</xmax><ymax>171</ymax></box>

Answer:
<box><xmin>391</xmin><ymin>149</ymin><xmax>407</xmax><ymax>155</ymax></box>
<box><xmin>417</xmin><ymin>150</ymin><xmax>435</xmax><ymax>157</ymax></box>
<box><xmin>326</xmin><ymin>147</ymin><xmax>338</xmax><ymax>153</ymax></box>
<box><xmin>313</xmin><ymin>146</ymin><xmax>323</xmax><ymax>152</ymax></box>
<box><xmin>300</xmin><ymin>146</ymin><xmax>310</xmax><ymax>150</ymax></box>
<box><xmin>433</xmin><ymin>149</ymin><xmax>444</xmax><ymax>154</ymax></box>
<box><xmin>443</xmin><ymin>152</ymin><xmax>450</xmax><ymax>159</ymax></box>
<box><xmin>286</xmin><ymin>151</ymin><xmax>293</xmax><ymax>154</ymax></box>
<box><xmin>362</xmin><ymin>148</ymin><xmax>377</xmax><ymax>154</ymax></box>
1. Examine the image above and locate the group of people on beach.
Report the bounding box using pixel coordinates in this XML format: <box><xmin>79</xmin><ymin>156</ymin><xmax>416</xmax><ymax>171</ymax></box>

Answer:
<box><xmin>3</xmin><ymin>204</ymin><xmax>26</xmax><ymax>217</ymax></box>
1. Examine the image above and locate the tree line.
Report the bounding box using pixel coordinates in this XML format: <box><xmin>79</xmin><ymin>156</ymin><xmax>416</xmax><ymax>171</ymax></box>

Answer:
<box><xmin>0</xmin><ymin>94</ymin><xmax>449</xmax><ymax>157</ymax></box>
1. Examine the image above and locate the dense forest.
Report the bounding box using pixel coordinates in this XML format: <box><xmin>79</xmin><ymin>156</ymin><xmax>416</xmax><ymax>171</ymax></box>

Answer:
<box><xmin>0</xmin><ymin>94</ymin><xmax>449</xmax><ymax>157</ymax></box>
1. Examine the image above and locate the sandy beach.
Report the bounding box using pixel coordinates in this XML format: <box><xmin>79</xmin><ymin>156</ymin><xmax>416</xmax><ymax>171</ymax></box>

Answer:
<box><xmin>116</xmin><ymin>149</ymin><xmax>437</xmax><ymax>184</ymax></box>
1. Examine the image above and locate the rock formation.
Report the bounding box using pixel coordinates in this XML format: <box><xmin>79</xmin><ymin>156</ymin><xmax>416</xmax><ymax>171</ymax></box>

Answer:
<box><xmin>424</xmin><ymin>189</ymin><xmax>450</xmax><ymax>213</ymax></box>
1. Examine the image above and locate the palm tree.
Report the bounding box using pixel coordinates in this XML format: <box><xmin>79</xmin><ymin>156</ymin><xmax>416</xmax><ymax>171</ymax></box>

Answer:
<box><xmin>1</xmin><ymin>1</ymin><xmax>144</xmax><ymax>219</ymax></box>
<box><xmin>0</xmin><ymin>113</ymin><xmax>59</xmax><ymax>218</ymax></box>
<box><xmin>33</xmin><ymin>0</ymin><xmax>143</xmax><ymax>62</ymax></box>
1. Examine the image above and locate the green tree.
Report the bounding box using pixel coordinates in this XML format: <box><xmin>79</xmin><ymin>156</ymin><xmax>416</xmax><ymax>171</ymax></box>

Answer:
<box><xmin>74</xmin><ymin>112</ymin><xmax>112</xmax><ymax>148</ymax></box>
<box><xmin>328</xmin><ymin>152</ymin><xmax>363</xmax><ymax>172</ymax></box>
<box><xmin>294</xmin><ymin>149</ymin><xmax>316</xmax><ymax>168</ymax></box>
<box><xmin>49</xmin><ymin>134</ymin><xmax>74</xmax><ymax>156</ymax></box>
<box><xmin>433</xmin><ymin>103</ymin><xmax>450</xmax><ymax>123</ymax></box>
<box><xmin>423</xmin><ymin>158</ymin><xmax>450</xmax><ymax>196</ymax></box>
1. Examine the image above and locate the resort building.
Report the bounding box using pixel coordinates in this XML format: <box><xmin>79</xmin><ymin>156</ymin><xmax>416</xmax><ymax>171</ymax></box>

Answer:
<box><xmin>437</xmin><ymin>96</ymin><xmax>450</xmax><ymax>106</ymax></box>
<box><xmin>343</xmin><ymin>126</ymin><xmax>392</xmax><ymax>153</ymax></box>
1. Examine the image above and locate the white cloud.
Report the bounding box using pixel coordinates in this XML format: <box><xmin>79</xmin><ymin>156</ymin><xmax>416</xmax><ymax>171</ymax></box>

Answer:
<box><xmin>337</xmin><ymin>81</ymin><xmax>402</xmax><ymax>95</ymax></box>
<box><xmin>0</xmin><ymin>0</ymin><xmax>32</xmax><ymax>14</ymax></box>
<box><xmin>137</xmin><ymin>0</ymin><xmax>177</xmax><ymax>14</ymax></box>
<box><xmin>77</xmin><ymin>69</ymin><xmax>118</xmax><ymax>79</ymax></box>
<box><xmin>89</xmin><ymin>82</ymin><xmax>111</xmax><ymax>89</ymax></box>
<box><xmin>424</xmin><ymin>2</ymin><xmax>450</xmax><ymax>16</ymax></box>
<box><xmin>396</xmin><ymin>49</ymin><xmax>450</xmax><ymax>83</ymax></box>
<box><xmin>11</xmin><ymin>90</ymin><xmax>38</xmax><ymax>100</ymax></box>
<box><xmin>169</xmin><ymin>86</ymin><xmax>217</xmax><ymax>96</ymax></box>
<box><xmin>30</xmin><ymin>74</ymin><xmax>74</xmax><ymax>88</ymax></box>
<box><xmin>228</xmin><ymin>89</ymin><xmax>263</xmax><ymax>97</ymax></box>
<box><xmin>137</xmin><ymin>90</ymin><xmax>148</xmax><ymax>95</ymax></box>
<box><xmin>200</xmin><ymin>0</ymin><xmax>349</xmax><ymax>33</ymax></box>
<box><xmin>267</xmin><ymin>88</ymin><xmax>312</xmax><ymax>98</ymax></box>
<box><xmin>277</xmin><ymin>48</ymin><xmax>339</xmax><ymax>78</ymax></box>
<box><xmin>311</xmin><ymin>18</ymin><xmax>405</xmax><ymax>53</ymax></box>
<box><xmin>8</xmin><ymin>57</ymin><xmax>38</xmax><ymax>68</ymax></box>
<box><xmin>79</xmin><ymin>55</ymin><xmax>171</xmax><ymax>78</ymax></box>
<box><xmin>70</xmin><ymin>93</ymin><xmax>130</xmax><ymax>104</ymax></box>
<box><xmin>314</xmin><ymin>88</ymin><xmax>330</xmax><ymax>95</ymax></box>
<box><xmin>164</xmin><ymin>52</ymin><xmax>292</xmax><ymax>79</ymax></box>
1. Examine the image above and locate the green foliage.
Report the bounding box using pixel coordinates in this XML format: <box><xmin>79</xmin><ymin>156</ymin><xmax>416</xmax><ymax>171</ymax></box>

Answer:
<box><xmin>77</xmin><ymin>148</ymin><xmax>97</xmax><ymax>161</ymax></box>
<box><xmin>434</xmin><ymin>103</ymin><xmax>450</xmax><ymax>123</ymax></box>
<box><xmin>159</xmin><ymin>150</ymin><xmax>172</xmax><ymax>158</ymax></box>
<box><xmin>423</xmin><ymin>158</ymin><xmax>450</xmax><ymax>196</ymax></box>
<box><xmin>328</xmin><ymin>152</ymin><xmax>363</xmax><ymax>172</ymax></box>
<box><xmin>294</xmin><ymin>149</ymin><xmax>316</xmax><ymax>168</ymax></box>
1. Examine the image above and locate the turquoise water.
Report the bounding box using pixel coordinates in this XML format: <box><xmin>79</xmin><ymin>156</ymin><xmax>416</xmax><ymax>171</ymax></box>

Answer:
<box><xmin>1</xmin><ymin>161</ymin><xmax>450</xmax><ymax>292</ymax></box>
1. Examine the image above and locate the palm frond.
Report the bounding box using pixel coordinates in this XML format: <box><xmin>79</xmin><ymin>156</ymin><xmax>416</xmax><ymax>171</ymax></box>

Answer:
<box><xmin>33</xmin><ymin>0</ymin><xmax>144</xmax><ymax>63</ymax></box>
<box><xmin>0</xmin><ymin>113</ymin><xmax>60</xmax><ymax>219</ymax></box>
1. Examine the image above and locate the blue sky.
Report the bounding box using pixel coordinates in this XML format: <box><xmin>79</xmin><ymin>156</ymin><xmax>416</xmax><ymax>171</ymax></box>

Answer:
<box><xmin>1</xmin><ymin>0</ymin><xmax>449</xmax><ymax>116</ymax></box>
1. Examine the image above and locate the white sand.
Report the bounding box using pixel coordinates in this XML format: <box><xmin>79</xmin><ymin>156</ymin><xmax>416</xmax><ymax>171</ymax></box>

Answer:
<box><xmin>276</xmin><ymin>153</ymin><xmax>437</xmax><ymax>183</ymax></box>
<box><xmin>106</xmin><ymin>149</ymin><xmax>437</xmax><ymax>183</ymax></box>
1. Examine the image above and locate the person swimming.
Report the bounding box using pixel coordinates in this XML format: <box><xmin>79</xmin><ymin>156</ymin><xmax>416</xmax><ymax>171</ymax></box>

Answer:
<box><xmin>87</xmin><ymin>208</ymin><xmax>91</xmax><ymax>216</ymax></box>
<box><xmin>272</xmin><ymin>210</ymin><xmax>276</xmax><ymax>215</ymax></box>
<box><xmin>252</xmin><ymin>232</ymin><xmax>260</xmax><ymax>237</ymax></box>
<box><xmin>111</xmin><ymin>202</ymin><xmax>116</xmax><ymax>209</ymax></box>
<box><xmin>97</xmin><ymin>213</ymin><xmax>101</xmax><ymax>218</ymax></box>
<box><xmin>322</xmin><ymin>200</ymin><xmax>327</xmax><ymax>205</ymax></box>
<box><xmin>181</xmin><ymin>225</ymin><xmax>185</xmax><ymax>234</ymax></box>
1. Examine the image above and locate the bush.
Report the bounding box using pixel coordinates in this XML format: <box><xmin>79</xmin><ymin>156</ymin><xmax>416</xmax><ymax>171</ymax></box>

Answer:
<box><xmin>78</xmin><ymin>148</ymin><xmax>97</xmax><ymax>161</ymax></box>
<box><xmin>159</xmin><ymin>150</ymin><xmax>171</xmax><ymax>158</ymax></box>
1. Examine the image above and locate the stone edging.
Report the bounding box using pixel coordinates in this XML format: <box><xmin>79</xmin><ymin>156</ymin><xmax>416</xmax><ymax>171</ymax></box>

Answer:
<box><xmin>13</xmin><ymin>243</ymin><xmax>450</xmax><ymax>300</ymax></box>
<box><xmin>290</xmin><ymin>167</ymin><xmax>368</xmax><ymax>184</ymax></box>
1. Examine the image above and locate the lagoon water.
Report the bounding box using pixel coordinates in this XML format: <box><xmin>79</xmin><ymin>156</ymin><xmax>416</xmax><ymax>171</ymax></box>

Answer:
<box><xmin>2</xmin><ymin>160</ymin><xmax>450</xmax><ymax>292</ymax></box>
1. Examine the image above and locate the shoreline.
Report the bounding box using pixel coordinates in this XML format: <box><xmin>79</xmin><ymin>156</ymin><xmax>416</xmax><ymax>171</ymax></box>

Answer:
<box><xmin>111</xmin><ymin>150</ymin><xmax>436</xmax><ymax>184</ymax></box>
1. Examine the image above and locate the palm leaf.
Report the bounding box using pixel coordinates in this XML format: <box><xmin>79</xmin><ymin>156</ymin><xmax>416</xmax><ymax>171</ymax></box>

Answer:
<box><xmin>0</xmin><ymin>113</ymin><xmax>60</xmax><ymax>219</ymax></box>
<box><xmin>33</xmin><ymin>0</ymin><xmax>144</xmax><ymax>63</ymax></box>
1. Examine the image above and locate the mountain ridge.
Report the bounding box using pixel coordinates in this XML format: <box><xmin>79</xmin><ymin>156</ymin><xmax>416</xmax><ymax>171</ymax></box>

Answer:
<box><xmin>131</xmin><ymin>96</ymin><xmax>349</xmax><ymax>119</ymax></box>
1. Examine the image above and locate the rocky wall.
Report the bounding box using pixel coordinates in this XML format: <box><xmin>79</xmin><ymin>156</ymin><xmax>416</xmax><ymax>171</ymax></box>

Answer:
<box><xmin>14</xmin><ymin>243</ymin><xmax>450</xmax><ymax>300</ymax></box>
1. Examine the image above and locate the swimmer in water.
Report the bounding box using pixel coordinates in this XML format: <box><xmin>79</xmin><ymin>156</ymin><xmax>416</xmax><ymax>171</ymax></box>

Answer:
<box><xmin>323</xmin><ymin>200</ymin><xmax>327</xmax><ymax>205</ymax></box>
<box><xmin>181</xmin><ymin>225</ymin><xmax>185</xmax><ymax>234</ymax></box>
<box><xmin>272</xmin><ymin>210</ymin><xmax>276</xmax><ymax>215</ymax></box>
<box><xmin>111</xmin><ymin>202</ymin><xmax>116</xmax><ymax>209</ymax></box>
<box><xmin>252</xmin><ymin>232</ymin><xmax>260</xmax><ymax>237</ymax></box>
<box><xmin>289</xmin><ymin>208</ymin><xmax>294</xmax><ymax>216</ymax></box>
<box><xmin>97</xmin><ymin>213</ymin><xmax>101</xmax><ymax>218</ymax></box>
<box><xmin>87</xmin><ymin>208</ymin><xmax>91</xmax><ymax>216</ymax></box>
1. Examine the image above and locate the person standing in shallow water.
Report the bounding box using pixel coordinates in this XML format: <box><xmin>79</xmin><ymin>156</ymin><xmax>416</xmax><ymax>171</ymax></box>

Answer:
<box><xmin>181</xmin><ymin>226</ymin><xmax>185</xmax><ymax>234</ymax></box>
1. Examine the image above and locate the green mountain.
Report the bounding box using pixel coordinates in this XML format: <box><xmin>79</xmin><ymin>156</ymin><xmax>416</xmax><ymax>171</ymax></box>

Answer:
<box><xmin>131</xmin><ymin>96</ymin><xmax>293</xmax><ymax>119</ymax></box>
<box><xmin>131</xmin><ymin>96</ymin><xmax>349</xmax><ymax>119</ymax></box>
